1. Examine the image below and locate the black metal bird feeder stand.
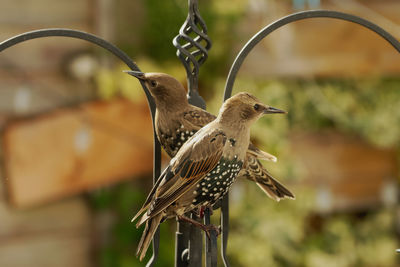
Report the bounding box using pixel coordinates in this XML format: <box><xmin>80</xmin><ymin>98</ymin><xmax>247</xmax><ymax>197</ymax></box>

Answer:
<box><xmin>1</xmin><ymin>2</ymin><xmax>400</xmax><ymax>267</ymax></box>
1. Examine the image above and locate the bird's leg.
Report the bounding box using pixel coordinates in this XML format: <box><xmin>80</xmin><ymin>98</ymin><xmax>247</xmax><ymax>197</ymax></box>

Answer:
<box><xmin>178</xmin><ymin>215</ymin><xmax>221</xmax><ymax>239</ymax></box>
<box><xmin>191</xmin><ymin>207</ymin><xmax>204</xmax><ymax>218</ymax></box>
<box><xmin>199</xmin><ymin>206</ymin><xmax>206</xmax><ymax>218</ymax></box>
<box><xmin>193</xmin><ymin>205</ymin><xmax>213</xmax><ymax>218</ymax></box>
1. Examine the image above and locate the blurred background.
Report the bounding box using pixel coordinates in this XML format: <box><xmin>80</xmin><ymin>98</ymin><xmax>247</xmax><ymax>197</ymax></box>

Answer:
<box><xmin>0</xmin><ymin>0</ymin><xmax>400</xmax><ymax>266</ymax></box>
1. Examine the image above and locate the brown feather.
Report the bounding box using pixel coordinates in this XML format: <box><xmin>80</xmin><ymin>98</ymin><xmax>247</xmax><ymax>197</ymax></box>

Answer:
<box><xmin>247</xmin><ymin>143</ymin><xmax>277</xmax><ymax>162</ymax></box>
<box><xmin>241</xmin><ymin>155</ymin><xmax>295</xmax><ymax>201</ymax></box>
<box><xmin>136</xmin><ymin>213</ymin><xmax>163</xmax><ymax>261</ymax></box>
<box><xmin>133</xmin><ymin>127</ymin><xmax>226</xmax><ymax>226</ymax></box>
<box><xmin>183</xmin><ymin>107</ymin><xmax>216</xmax><ymax>128</ymax></box>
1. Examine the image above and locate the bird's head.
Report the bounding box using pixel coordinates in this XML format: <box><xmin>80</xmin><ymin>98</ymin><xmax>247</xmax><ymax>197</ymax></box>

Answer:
<box><xmin>218</xmin><ymin>92</ymin><xmax>286</xmax><ymax>125</ymax></box>
<box><xmin>124</xmin><ymin>71</ymin><xmax>188</xmax><ymax>109</ymax></box>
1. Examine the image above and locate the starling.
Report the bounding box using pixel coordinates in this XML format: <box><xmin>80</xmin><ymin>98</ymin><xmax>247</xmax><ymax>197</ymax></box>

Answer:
<box><xmin>132</xmin><ymin>92</ymin><xmax>287</xmax><ymax>260</ymax></box>
<box><xmin>125</xmin><ymin>71</ymin><xmax>294</xmax><ymax>201</ymax></box>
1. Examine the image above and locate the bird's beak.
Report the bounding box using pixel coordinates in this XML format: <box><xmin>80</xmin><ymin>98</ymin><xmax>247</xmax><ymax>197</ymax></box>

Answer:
<box><xmin>123</xmin><ymin>70</ymin><xmax>146</xmax><ymax>81</ymax></box>
<box><xmin>263</xmin><ymin>106</ymin><xmax>287</xmax><ymax>114</ymax></box>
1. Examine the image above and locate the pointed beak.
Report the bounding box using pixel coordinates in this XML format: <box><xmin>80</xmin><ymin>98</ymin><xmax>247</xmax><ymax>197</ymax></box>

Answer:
<box><xmin>123</xmin><ymin>70</ymin><xmax>146</xmax><ymax>80</ymax></box>
<box><xmin>263</xmin><ymin>106</ymin><xmax>287</xmax><ymax>114</ymax></box>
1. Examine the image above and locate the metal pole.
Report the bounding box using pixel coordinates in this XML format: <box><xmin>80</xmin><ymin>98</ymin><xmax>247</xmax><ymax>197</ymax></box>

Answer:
<box><xmin>173</xmin><ymin>0</ymin><xmax>214</xmax><ymax>266</ymax></box>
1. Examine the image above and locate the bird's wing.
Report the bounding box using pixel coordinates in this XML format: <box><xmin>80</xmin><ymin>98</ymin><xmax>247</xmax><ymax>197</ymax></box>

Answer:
<box><xmin>247</xmin><ymin>143</ymin><xmax>277</xmax><ymax>162</ymax></box>
<box><xmin>183</xmin><ymin>106</ymin><xmax>216</xmax><ymax>130</ymax></box>
<box><xmin>134</xmin><ymin>127</ymin><xmax>226</xmax><ymax>224</ymax></box>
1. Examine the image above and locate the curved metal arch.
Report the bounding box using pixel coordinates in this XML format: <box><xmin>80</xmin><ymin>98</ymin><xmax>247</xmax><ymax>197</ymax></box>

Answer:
<box><xmin>0</xmin><ymin>28</ymin><xmax>162</xmax><ymax>266</ymax></box>
<box><xmin>224</xmin><ymin>9</ymin><xmax>400</xmax><ymax>100</ymax></box>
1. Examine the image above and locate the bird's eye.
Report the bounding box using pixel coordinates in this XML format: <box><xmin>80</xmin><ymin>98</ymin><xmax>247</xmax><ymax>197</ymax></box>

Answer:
<box><xmin>253</xmin><ymin>104</ymin><xmax>260</xmax><ymax>111</ymax></box>
<box><xmin>150</xmin><ymin>80</ymin><xmax>157</xmax><ymax>87</ymax></box>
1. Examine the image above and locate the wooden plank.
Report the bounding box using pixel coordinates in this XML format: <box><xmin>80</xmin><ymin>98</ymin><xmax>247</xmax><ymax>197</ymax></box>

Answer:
<box><xmin>239</xmin><ymin>0</ymin><xmax>400</xmax><ymax>77</ymax></box>
<box><xmin>0</xmin><ymin>73</ymin><xmax>94</xmax><ymax>115</ymax></box>
<box><xmin>3</xmin><ymin>98</ymin><xmax>154</xmax><ymax>207</ymax></box>
<box><xmin>0</xmin><ymin>196</ymin><xmax>91</xmax><ymax>236</ymax></box>
<box><xmin>0</xmin><ymin>0</ymin><xmax>91</xmax><ymax>25</ymax></box>
<box><xmin>290</xmin><ymin>131</ymin><xmax>398</xmax><ymax>212</ymax></box>
<box><xmin>0</xmin><ymin>235</ymin><xmax>91</xmax><ymax>267</ymax></box>
<box><xmin>0</xmin><ymin>195</ymin><xmax>91</xmax><ymax>267</ymax></box>
<box><xmin>0</xmin><ymin>0</ymin><xmax>93</xmax><ymax>71</ymax></box>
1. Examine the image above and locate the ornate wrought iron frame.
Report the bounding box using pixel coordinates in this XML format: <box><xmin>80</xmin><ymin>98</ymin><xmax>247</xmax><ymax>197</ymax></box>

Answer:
<box><xmin>1</xmin><ymin>4</ymin><xmax>399</xmax><ymax>267</ymax></box>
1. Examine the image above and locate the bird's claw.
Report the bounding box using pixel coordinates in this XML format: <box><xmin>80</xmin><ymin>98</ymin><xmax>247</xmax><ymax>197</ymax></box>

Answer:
<box><xmin>202</xmin><ymin>224</ymin><xmax>221</xmax><ymax>240</ymax></box>
<box><xmin>178</xmin><ymin>215</ymin><xmax>220</xmax><ymax>239</ymax></box>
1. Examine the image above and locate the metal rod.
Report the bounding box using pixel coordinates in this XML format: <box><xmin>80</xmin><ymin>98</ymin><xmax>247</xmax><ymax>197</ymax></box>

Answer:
<box><xmin>146</xmin><ymin>137</ymin><xmax>162</xmax><ymax>267</ymax></box>
<box><xmin>176</xmin><ymin>220</ymin><xmax>190</xmax><ymax>267</ymax></box>
<box><xmin>220</xmin><ymin>196</ymin><xmax>230</xmax><ymax>267</ymax></box>
<box><xmin>204</xmin><ymin>208</ymin><xmax>218</xmax><ymax>267</ymax></box>
<box><xmin>188</xmin><ymin>214</ymin><xmax>203</xmax><ymax>266</ymax></box>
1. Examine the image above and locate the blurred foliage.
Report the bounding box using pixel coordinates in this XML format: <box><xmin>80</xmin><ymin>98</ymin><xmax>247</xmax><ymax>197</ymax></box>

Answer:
<box><xmin>138</xmin><ymin>0</ymin><xmax>187</xmax><ymax>62</ymax></box>
<box><xmin>89</xmin><ymin>181</ymin><xmax>175</xmax><ymax>267</ymax></box>
<box><xmin>90</xmin><ymin>0</ymin><xmax>400</xmax><ymax>266</ymax></box>
<box><xmin>228</xmin><ymin>182</ymin><xmax>397</xmax><ymax>267</ymax></box>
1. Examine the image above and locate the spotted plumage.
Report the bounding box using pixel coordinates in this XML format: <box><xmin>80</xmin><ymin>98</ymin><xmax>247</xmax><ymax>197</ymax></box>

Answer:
<box><xmin>191</xmin><ymin>157</ymin><xmax>243</xmax><ymax>206</ymax></box>
<box><xmin>156</xmin><ymin>108</ymin><xmax>216</xmax><ymax>156</ymax></box>
<box><xmin>158</xmin><ymin>123</ymin><xmax>197</xmax><ymax>155</ymax></box>
<box><xmin>130</xmin><ymin>92</ymin><xmax>286</xmax><ymax>260</ymax></box>
<box><xmin>126</xmin><ymin>70</ymin><xmax>295</xmax><ymax>203</ymax></box>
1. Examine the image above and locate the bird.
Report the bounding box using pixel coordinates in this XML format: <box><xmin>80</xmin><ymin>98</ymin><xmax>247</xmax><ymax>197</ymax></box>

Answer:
<box><xmin>132</xmin><ymin>92</ymin><xmax>287</xmax><ymax>260</ymax></box>
<box><xmin>125</xmin><ymin>71</ymin><xmax>294</xmax><ymax>201</ymax></box>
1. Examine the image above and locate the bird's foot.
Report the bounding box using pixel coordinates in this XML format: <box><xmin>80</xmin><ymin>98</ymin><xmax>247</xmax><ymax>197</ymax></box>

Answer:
<box><xmin>201</xmin><ymin>224</ymin><xmax>221</xmax><ymax>240</ymax></box>
<box><xmin>178</xmin><ymin>215</ymin><xmax>221</xmax><ymax>239</ymax></box>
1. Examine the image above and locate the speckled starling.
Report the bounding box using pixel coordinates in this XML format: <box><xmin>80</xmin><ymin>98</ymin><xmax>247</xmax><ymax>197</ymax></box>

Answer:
<box><xmin>125</xmin><ymin>71</ymin><xmax>295</xmax><ymax>201</ymax></box>
<box><xmin>132</xmin><ymin>92</ymin><xmax>287</xmax><ymax>260</ymax></box>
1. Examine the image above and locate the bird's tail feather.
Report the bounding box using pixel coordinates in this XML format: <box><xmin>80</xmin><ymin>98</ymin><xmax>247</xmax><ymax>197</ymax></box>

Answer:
<box><xmin>255</xmin><ymin>175</ymin><xmax>295</xmax><ymax>201</ymax></box>
<box><xmin>243</xmin><ymin>156</ymin><xmax>295</xmax><ymax>201</ymax></box>
<box><xmin>132</xmin><ymin>208</ymin><xmax>145</xmax><ymax>223</ymax></box>
<box><xmin>136</xmin><ymin>213</ymin><xmax>162</xmax><ymax>261</ymax></box>
<box><xmin>136</xmin><ymin>211</ymin><xmax>150</xmax><ymax>228</ymax></box>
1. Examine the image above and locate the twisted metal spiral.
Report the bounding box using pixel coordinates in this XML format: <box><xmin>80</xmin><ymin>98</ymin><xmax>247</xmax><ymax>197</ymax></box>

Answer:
<box><xmin>173</xmin><ymin>0</ymin><xmax>212</xmax><ymax>109</ymax></box>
